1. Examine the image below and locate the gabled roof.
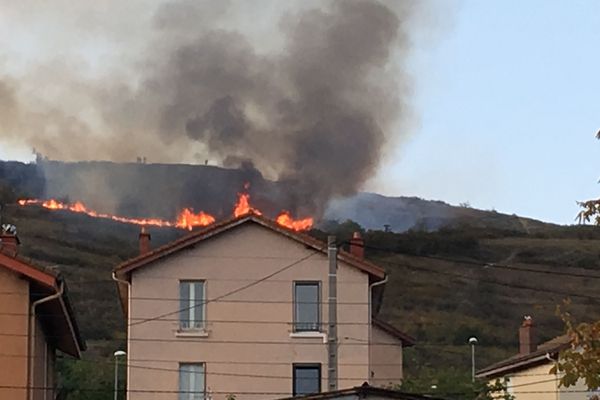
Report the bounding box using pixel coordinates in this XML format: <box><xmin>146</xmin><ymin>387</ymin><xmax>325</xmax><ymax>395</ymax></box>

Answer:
<box><xmin>114</xmin><ymin>213</ymin><xmax>386</xmax><ymax>279</ymax></box>
<box><xmin>476</xmin><ymin>335</ymin><xmax>570</xmax><ymax>378</ymax></box>
<box><xmin>0</xmin><ymin>247</ymin><xmax>86</xmax><ymax>357</ymax></box>
<box><xmin>372</xmin><ymin>318</ymin><xmax>416</xmax><ymax>347</ymax></box>
<box><xmin>277</xmin><ymin>383</ymin><xmax>447</xmax><ymax>400</ymax></box>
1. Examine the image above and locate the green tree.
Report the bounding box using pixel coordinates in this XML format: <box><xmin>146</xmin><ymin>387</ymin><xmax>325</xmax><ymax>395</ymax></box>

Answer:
<box><xmin>57</xmin><ymin>357</ymin><xmax>115</xmax><ymax>400</ymax></box>
<box><xmin>551</xmin><ymin>305</ymin><xmax>600</xmax><ymax>389</ymax></box>
<box><xmin>557</xmin><ymin>133</ymin><xmax>600</xmax><ymax>390</ymax></box>
<box><xmin>577</xmin><ymin>132</ymin><xmax>600</xmax><ymax>224</ymax></box>
<box><xmin>399</xmin><ymin>367</ymin><xmax>513</xmax><ymax>400</ymax></box>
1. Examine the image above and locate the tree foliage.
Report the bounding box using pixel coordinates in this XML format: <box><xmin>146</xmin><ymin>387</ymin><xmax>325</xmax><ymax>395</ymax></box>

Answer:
<box><xmin>556</xmin><ymin>133</ymin><xmax>600</xmax><ymax>390</ymax></box>
<box><xmin>577</xmin><ymin>133</ymin><xmax>600</xmax><ymax>224</ymax></box>
<box><xmin>552</xmin><ymin>304</ymin><xmax>600</xmax><ymax>390</ymax></box>
<box><xmin>399</xmin><ymin>367</ymin><xmax>513</xmax><ymax>400</ymax></box>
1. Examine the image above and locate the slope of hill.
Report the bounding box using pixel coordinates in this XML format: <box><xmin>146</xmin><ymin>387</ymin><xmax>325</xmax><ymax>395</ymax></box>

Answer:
<box><xmin>1</xmin><ymin>159</ymin><xmax>559</xmax><ymax>233</ymax></box>
<box><xmin>2</xmin><ymin>201</ymin><xmax>600</xmax><ymax>398</ymax></box>
<box><xmin>324</xmin><ymin>192</ymin><xmax>555</xmax><ymax>232</ymax></box>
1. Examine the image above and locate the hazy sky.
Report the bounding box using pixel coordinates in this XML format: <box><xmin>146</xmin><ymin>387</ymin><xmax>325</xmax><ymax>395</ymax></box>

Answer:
<box><xmin>369</xmin><ymin>0</ymin><xmax>600</xmax><ymax>224</ymax></box>
<box><xmin>1</xmin><ymin>0</ymin><xmax>598</xmax><ymax>225</ymax></box>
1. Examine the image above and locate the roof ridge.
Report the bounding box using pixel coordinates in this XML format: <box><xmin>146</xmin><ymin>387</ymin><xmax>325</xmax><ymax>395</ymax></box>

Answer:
<box><xmin>114</xmin><ymin>213</ymin><xmax>386</xmax><ymax>279</ymax></box>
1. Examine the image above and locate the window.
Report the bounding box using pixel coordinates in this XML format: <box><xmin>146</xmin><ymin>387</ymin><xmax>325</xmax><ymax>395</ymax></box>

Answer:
<box><xmin>179</xmin><ymin>363</ymin><xmax>205</xmax><ymax>400</ymax></box>
<box><xmin>293</xmin><ymin>364</ymin><xmax>321</xmax><ymax>396</ymax></box>
<box><xmin>180</xmin><ymin>281</ymin><xmax>205</xmax><ymax>330</ymax></box>
<box><xmin>293</xmin><ymin>282</ymin><xmax>320</xmax><ymax>332</ymax></box>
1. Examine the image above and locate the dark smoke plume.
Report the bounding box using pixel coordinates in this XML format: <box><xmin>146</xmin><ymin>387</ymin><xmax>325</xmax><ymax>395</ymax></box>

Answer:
<box><xmin>1</xmin><ymin>0</ymin><xmax>417</xmax><ymax>216</ymax></box>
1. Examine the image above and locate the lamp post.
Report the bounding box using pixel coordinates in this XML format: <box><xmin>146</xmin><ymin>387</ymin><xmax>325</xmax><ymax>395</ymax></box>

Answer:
<box><xmin>113</xmin><ymin>350</ymin><xmax>126</xmax><ymax>400</ymax></box>
<box><xmin>469</xmin><ymin>337</ymin><xmax>478</xmax><ymax>382</ymax></box>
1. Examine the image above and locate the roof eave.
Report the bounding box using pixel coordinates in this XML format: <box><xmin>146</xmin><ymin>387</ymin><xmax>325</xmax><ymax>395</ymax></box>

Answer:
<box><xmin>114</xmin><ymin>214</ymin><xmax>386</xmax><ymax>280</ymax></box>
<box><xmin>476</xmin><ymin>352</ymin><xmax>558</xmax><ymax>379</ymax></box>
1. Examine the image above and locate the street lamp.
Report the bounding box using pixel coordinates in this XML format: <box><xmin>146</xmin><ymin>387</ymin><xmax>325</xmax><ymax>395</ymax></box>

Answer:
<box><xmin>114</xmin><ymin>350</ymin><xmax>126</xmax><ymax>400</ymax></box>
<box><xmin>469</xmin><ymin>337</ymin><xmax>478</xmax><ymax>382</ymax></box>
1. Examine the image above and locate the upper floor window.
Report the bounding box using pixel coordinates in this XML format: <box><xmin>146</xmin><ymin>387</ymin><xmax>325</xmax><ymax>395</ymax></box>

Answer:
<box><xmin>180</xmin><ymin>281</ymin><xmax>205</xmax><ymax>330</ymax></box>
<box><xmin>293</xmin><ymin>364</ymin><xmax>321</xmax><ymax>396</ymax></box>
<box><xmin>179</xmin><ymin>363</ymin><xmax>205</xmax><ymax>400</ymax></box>
<box><xmin>293</xmin><ymin>282</ymin><xmax>320</xmax><ymax>332</ymax></box>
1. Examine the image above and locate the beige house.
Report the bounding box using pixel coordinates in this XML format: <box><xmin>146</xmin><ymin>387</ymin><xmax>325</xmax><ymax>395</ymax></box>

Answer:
<box><xmin>114</xmin><ymin>214</ymin><xmax>414</xmax><ymax>400</ymax></box>
<box><xmin>0</xmin><ymin>230</ymin><xmax>85</xmax><ymax>400</ymax></box>
<box><xmin>476</xmin><ymin>317</ymin><xmax>598</xmax><ymax>400</ymax></box>
<box><xmin>277</xmin><ymin>382</ymin><xmax>447</xmax><ymax>400</ymax></box>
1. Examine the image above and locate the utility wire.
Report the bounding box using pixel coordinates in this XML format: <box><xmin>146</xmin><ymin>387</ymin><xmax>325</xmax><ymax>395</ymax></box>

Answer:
<box><xmin>128</xmin><ymin>249</ymin><xmax>324</xmax><ymax>327</ymax></box>
<box><xmin>362</xmin><ymin>243</ymin><xmax>600</xmax><ymax>280</ymax></box>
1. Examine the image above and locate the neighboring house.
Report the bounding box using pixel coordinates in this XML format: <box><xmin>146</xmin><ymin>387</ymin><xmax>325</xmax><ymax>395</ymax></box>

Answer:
<box><xmin>277</xmin><ymin>382</ymin><xmax>447</xmax><ymax>400</ymax></box>
<box><xmin>113</xmin><ymin>214</ymin><xmax>415</xmax><ymax>400</ymax></box>
<box><xmin>0</xmin><ymin>230</ymin><xmax>85</xmax><ymax>400</ymax></box>
<box><xmin>476</xmin><ymin>317</ymin><xmax>597</xmax><ymax>400</ymax></box>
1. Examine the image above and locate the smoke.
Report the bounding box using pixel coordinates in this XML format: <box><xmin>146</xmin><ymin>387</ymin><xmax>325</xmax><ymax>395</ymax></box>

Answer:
<box><xmin>0</xmin><ymin>0</ymin><xmax>420</xmax><ymax>216</ymax></box>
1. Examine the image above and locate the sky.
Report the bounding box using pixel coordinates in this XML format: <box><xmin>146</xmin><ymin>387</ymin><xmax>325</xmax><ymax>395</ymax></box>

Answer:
<box><xmin>1</xmin><ymin>0</ymin><xmax>599</xmax><ymax>225</ymax></box>
<box><xmin>370</xmin><ymin>0</ymin><xmax>600</xmax><ymax>224</ymax></box>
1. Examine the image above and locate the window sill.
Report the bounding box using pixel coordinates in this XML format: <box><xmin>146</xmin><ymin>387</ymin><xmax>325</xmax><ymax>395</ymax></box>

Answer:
<box><xmin>290</xmin><ymin>331</ymin><xmax>328</xmax><ymax>343</ymax></box>
<box><xmin>176</xmin><ymin>329</ymin><xmax>209</xmax><ymax>338</ymax></box>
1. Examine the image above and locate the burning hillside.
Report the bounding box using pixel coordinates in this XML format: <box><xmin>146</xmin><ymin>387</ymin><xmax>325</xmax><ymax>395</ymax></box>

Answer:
<box><xmin>17</xmin><ymin>188</ymin><xmax>313</xmax><ymax>232</ymax></box>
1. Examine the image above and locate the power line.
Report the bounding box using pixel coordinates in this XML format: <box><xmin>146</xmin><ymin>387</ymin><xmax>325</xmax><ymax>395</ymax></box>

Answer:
<box><xmin>129</xmin><ymin>247</ymin><xmax>325</xmax><ymax>327</ymax></box>
<box><xmin>363</xmin><ymin>243</ymin><xmax>600</xmax><ymax>280</ymax></box>
<box><xmin>379</xmin><ymin>259</ymin><xmax>600</xmax><ymax>302</ymax></box>
<box><xmin>0</xmin><ymin>352</ymin><xmax>402</xmax><ymax>367</ymax></box>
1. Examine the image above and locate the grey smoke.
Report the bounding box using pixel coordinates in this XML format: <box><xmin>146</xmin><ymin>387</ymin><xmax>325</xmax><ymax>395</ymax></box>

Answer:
<box><xmin>1</xmin><ymin>0</ymin><xmax>418</xmax><ymax>216</ymax></box>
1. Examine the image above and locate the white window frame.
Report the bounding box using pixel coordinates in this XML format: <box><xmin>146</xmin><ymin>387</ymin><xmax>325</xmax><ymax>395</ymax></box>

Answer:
<box><xmin>179</xmin><ymin>280</ymin><xmax>206</xmax><ymax>331</ymax></box>
<box><xmin>179</xmin><ymin>363</ymin><xmax>205</xmax><ymax>400</ymax></box>
<box><xmin>293</xmin><ymin>281</ymin><xmax>321</xmax><ymax>332</ymax></box>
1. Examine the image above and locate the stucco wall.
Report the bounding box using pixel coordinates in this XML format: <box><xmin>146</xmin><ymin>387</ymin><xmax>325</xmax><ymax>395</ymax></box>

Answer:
<box><xmin>370</xmin><ymin>325</ymin><xmax>403</xmax><ymax>387</ymax></box>
<box><xmin>0</xmin><ymin>267</ymin><xmax>29</xmax><ymax>400</ymax></box>
<box><xmin>503</xmin><ymin>363</ymin><xmax>558</xmax><ymax>400</ymax></box>
<box><xmin>492</xmin><ymin>362</ymin><xmax>600</xmax><ymax>400</ymax></box>
<box><xmin>32</xmin><ymin>315</ymin><xmax>54</xmax><ymax>400</ymax></box>
<box><xmin>127</xmin><ymin>223</ymin><xmax>374</xmax><ymax>400</ymax></box>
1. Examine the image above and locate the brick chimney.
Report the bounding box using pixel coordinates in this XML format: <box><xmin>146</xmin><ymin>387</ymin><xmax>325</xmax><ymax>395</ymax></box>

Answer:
<box><xmin>139</xmin><ymin>227</ymin><xmax>151</xmax><ymax>255</ymax></box>
<box><xmin>349</xmin><ymin>231</ymin><xmax>364</xmax><ymax>259</ymax></box>
<box><xmin>0</xmin><ymin>233</ymin><xmax>20</xmax><ymax>257</ymax></box>
<box><xmin>519</xmin><ymin>316</ymin><xmax>537</xmax><ymax>354</ymax></box>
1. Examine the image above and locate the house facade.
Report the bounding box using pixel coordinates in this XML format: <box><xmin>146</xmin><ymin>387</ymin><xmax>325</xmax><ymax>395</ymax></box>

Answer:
<box><xmin>476</xmin><ymin>317</ymin><xmax>597</xmax><ymax>400</ymax></box>
<box><xmin>114</xmin><ymin>214</ymin><xmax>414</xmax><ymax>400</ymax></box>
<box><xmin>0</xmin><ymin>231</ymin><xmax>85</xmax><ymax>400</ymax></box>
<box><xmin>277</xmin><ymin>382</ymin><xmax>448</xmax><ymax>400</ymax></box>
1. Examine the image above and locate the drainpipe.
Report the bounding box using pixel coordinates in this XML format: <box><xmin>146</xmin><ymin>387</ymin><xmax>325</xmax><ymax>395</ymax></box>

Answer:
<box><xmin>112</xmin><ymin>272</ymin><xmax>130</xmax><ymax>400</ymax></box>
<box><xmin>29</xmin><ymin>281</ymin><xmax>64</xmax><ymax>400</ymax></box>
<box><xmin>368</xmin><ymin>275</ymin><xmax>388</xmax><ymax>384</ymax></box>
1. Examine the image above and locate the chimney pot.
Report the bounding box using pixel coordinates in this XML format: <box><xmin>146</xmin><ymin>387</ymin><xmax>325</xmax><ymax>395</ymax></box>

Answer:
<box><xmin>139</xmin><ymin>227</ymin><xmax>151</xmax><ymax>255</ymax></box>
<box><xmin>0</xmin><ymin>234</ymin><xmax>20</xmax><ymax>257</ymax></box>
<box><xmin>349</xmin><ymin>231</ymin><xmax>364</xmax><ymax>259</ymax></box>
<box><xmin>519</xmin><ymin>316</ymin><xmax>537</xmax><ymax>354</ymax></box>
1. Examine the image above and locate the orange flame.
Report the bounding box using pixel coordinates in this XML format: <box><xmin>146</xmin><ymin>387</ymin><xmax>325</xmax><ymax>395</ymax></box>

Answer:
<box><xmin>175</xmin><ymin>208</ymin><xmax>216</xmax><ymax>231</ymax></box>
<box><xmin>18</xmin><ymin>189</ymin><xmax>314</xmax><ymax>232</ymax></box>
<box><xmin>233</xmin><ymin>193</ymin><xmax>262</xmax><ymax>217</ymax></box>
<box><xmin>276</xmin><ymin>211</ymin><xmax>314</xmax><ymax>231</ymax></box>
<box><xmin>16</xmin><ymin>198</ymin><xmax>214</xmax><ymax>229</ymax></box>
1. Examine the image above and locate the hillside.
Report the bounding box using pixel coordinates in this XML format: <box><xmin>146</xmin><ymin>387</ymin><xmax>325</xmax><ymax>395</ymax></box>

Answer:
<box><xmin>2</xmin><ymin>201</ymin><xmax>600</xmax><ymax>399</ymax></box>
<box><xmin>1</xmin><ymin>159</ymin><xmax>559</xmax><ymax>233</ymax></box>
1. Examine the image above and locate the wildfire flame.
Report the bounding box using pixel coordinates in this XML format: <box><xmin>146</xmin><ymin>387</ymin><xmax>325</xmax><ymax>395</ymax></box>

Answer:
<box><xmin>16</xmin><ymin>199</ymin><xmax>212</xmax><ymax>230</ymax></box>
<box><xmin>17</xmin><ymin>187</ymin><xmax>313</xmax><ymax>232</ymax></box>
<box><xmin>233</xmin><ymin>193</ymin><xmax>262</xmax><ymax>217</ymax></box>
<box><xmin>175</xmin><ymin>208</ymin><xmax>216</xmax><ymax>231</ymax></box>
<box><xmin>275</xmin><ymin>211</ymin><xmax>314</xmax><ymax>231</ymax></box>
